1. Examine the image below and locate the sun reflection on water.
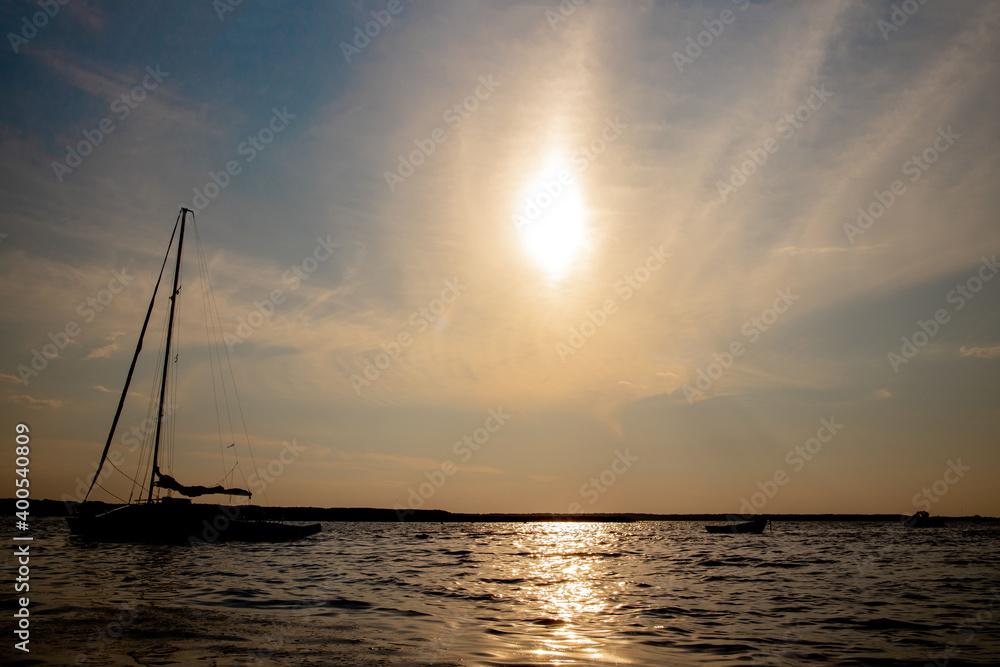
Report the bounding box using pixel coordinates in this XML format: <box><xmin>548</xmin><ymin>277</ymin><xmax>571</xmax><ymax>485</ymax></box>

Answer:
<box><xmin>508</xmin><ymin>522</ymin><xmax>624</xmax><ymax>663</ymax></box>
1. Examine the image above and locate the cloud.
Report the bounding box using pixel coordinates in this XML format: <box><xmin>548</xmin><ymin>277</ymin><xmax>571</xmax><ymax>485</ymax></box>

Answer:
<box><xmin>772</xmin><ymin>246</ymin><xmax>852</xmax><ymax>257</ymax></box>
<box><xmin>85</xmin><ymin>343</ymin><xmax>118</xmax><ymax>359</ymax></box>
<box><xmin>11</xmin><ymin>395</ymin><xmax>62</xmax><ymax>409</ymax></box>
<box><xmin>1</xmin><ymin>2</ymin><xmax>999</xmax><ymax>514</ymax></box>
<box><xmin>960</xmin><ymin>345</ymin><xmax>1000</xmax><ymax>359</ymax></box>
<box><xmin>0</xmin><ymin>373</ymin><xmax>22</xmax><ymax>384</ymax></box>
<box><xmin>360</xmin><ymin>452</ymin><xmax>451</xmax><ymax>471</ymax></box>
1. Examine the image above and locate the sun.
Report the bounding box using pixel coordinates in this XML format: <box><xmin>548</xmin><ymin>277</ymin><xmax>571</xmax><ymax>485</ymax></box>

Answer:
<box><xmin>514</xmin><ymin>158</ymin><xmax>588</xmax><ymax>279</ymax></box>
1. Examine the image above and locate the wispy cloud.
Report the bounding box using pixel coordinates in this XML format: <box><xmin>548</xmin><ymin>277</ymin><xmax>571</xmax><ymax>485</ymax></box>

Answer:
<box><xmin>960</xmin><ymin>345</ymin><xmax>1000</xmax><ymax>359</ymax></box>
<box><xmin>85</xmin><ymin>343</ymin><xmax>118</xmax><ymax>359</ymax></box>
<box><xmin>0</xmin><ymin>1</ymin><xmax>997</xmax><ymax>514</ymax></box>
<box><xmin>11</xmin><ymin>395</ymin><xmax>62</xmax><ymax>409</ymax></box>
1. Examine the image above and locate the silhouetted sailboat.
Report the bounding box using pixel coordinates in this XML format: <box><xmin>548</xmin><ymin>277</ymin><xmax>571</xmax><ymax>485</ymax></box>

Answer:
<box><xmin>705</xmin><ymin>517</ymin><xmax>770</xmax><ymax>534</ymax></box>
<box><xmin>68</xmin><ymin>208</ymin><xmax>320</xmax><ymax>544</ymax></box>
<box><xmin>903</xmin><ymin>511</ymin><xmax>945</xmax><ymax>528</ymax></box>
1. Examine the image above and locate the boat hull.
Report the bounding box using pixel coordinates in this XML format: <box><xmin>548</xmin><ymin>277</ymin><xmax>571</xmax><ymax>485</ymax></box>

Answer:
<box><xmin>903</xmin><ymin>511</ymin><xmax>946</xmax><ymax>528</ymax></box>
<box><xmin>67</xmin><ymin>502</ymin><xmax>321</xmax><ymax>544</ymax></box>
<box><xmin>903</xmin><ymin>517</ymin><xmax>946</xmax><ymax>528</ymax></box>
<box><xmin>705</xmin><ymin>518</ymin><xmax>769</xmax><ymax>534</ymax></box>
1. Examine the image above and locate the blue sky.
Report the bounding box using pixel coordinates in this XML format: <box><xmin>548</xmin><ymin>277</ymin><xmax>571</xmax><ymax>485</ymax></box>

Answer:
<box><xmin>1</xmin><ymin>0</ymin><xmax>998</xmax><ymax>515</ymax></box>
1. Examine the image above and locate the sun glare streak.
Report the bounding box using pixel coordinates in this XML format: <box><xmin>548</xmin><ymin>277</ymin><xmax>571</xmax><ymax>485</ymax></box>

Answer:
<box><xmin>519</xmin><ymin>523</ymin><xmax>615</xmax><ymax>662</ymax></box>
<box><xmin>515</xmin><ymin>157</ymin><xmax>589</xmax><ymax>279</ymax></box>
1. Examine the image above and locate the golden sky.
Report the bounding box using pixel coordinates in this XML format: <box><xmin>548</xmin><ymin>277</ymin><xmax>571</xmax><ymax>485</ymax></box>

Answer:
<box><xmin>1</xmin><ymin>0</ymin><xmax>998</xmax><ymax>515</ymax></box>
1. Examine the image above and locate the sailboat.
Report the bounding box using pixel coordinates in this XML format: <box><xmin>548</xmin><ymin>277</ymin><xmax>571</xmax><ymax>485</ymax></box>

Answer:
<box><xmin>67</xmin><ymin>208</ymin><xmax>321</xmax><ymax>544</ymax></box>
<box><xmin>705</xmin><ymin>517</ymin><xmax>770</xmax><ymax>534</ymax></box>
<box><xmin>903</xmin><ymin>511</ymin><xmax>946</xmax><ymax>528</ymax></box>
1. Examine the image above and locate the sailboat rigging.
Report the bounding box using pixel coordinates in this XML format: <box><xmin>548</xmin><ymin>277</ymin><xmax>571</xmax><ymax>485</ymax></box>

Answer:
<box><xmin>68</xmin><ymin>207</ymin><xmax>320</xmax><ymax>543</ymax></box>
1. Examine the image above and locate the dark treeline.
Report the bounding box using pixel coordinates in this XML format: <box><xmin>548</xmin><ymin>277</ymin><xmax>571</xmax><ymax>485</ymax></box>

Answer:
<box><xmin>7</xmin><ymin>499</ymin><xmax>994</xmax><ymax>523</ymax></box>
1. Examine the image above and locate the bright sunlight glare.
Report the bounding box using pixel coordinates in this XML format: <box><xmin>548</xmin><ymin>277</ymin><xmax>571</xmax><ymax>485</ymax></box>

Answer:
<box><xmin>515</xmin><ymin>158</ymin><xmax>588</xmax><ymax>279</ymax></box>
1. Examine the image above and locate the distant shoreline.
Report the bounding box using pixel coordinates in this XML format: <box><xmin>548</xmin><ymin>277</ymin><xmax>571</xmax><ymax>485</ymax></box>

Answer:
<box><xmin>6</xmin><ymin>499</ymin><xmax>996</xmax><ymax>523</ymax></box>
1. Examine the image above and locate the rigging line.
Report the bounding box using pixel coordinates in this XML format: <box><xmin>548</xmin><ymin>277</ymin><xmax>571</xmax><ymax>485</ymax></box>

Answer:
<box><xmin>194</xmin><ymin>213</ymin><xmax>264</xmax><ymax>502</ymax></box>
<box><xmin>211</xmin><ymin>336</ymin><xmax>259</xmax><ymax>500</ymax></box>
<box><xmin>84</xmin><ymin>211</ymin><xmax>181</xmax><ymax>503</ymax></box>
<box><xmin>128</xmin><ymin>233</ymin><xmax>174</xmax><ymax>503</ymax></box>
<box><xmin>132</xmin><ymin>323</ymin><xmax>167</xmax><ymax>500</ymax></box>
<box><xmin>93</xmin><ymin>482</ymin><xmax>129</xmax><ymax>505</ymax></box>
<box><xmin>223</xmin><ymin>343</ymin><xmax>266</xmax><ymax>506</ymax></box>
<box><xmin>166</xmin><ymin>240</ymin><xmax>185</xmax><ymax>484</ymax></box>
<box><xmin>107</xmin><ymin>458</ymin><xmax>144</xmax><ymax>488</ymax></box>
<box><xmin>204</xmin><ymin>247</ymin><xmax>229</xmax><ymax>481</ymax></box>
<box><xmin>192</xmin><ymin>221</ymin><xmax>229</xmax><ymax>481</ymax></box>
<box><xmin>168</xmin><ymin>280</ymin><xmax>181</xmax><ymax>479</ymax></box>
<box><xmin>212</xmin><ymin>461</ymin><xmax>242</xmax><ymax>488</ymax></box>
<box><xmin>222</xmin><ymin>328</ymin><xmax>263</xmax><ymax>503</ymax></box>
<box><xmin>202</xmin><ymin>248</ymin><xmax>238</xmax><ymax>457</ymax></box>
<box><xmin>110</xmin><ymin>463</ymin><xmax>150</xmax><ymax>500</ymax></box>
<box><xmin>148</xmin><ymin>210</ymin><xmax>187</xmax><ymax>504</ymax></box>
<box><xmin>129</xmin><ymin>281</ymin><xmax>173</xmax><ymax>503</ymax></box>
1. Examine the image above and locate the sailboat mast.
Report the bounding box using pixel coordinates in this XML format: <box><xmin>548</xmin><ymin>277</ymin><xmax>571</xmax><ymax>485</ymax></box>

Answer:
<box><xmin>83</xmin><ymin>212</ymin><xmax>181</xmax><ymax>503</ymax></box>
<box><xmin>148</xmin><ymin>208</ymin><xmax>189</xmax><ymax>503</ymax></box>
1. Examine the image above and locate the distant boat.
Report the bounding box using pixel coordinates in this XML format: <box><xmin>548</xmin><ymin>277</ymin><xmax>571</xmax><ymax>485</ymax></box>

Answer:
<box><xmin>903</xmin><ymin>511</ymin><xmax>945</xmax><ymax>528</ymax></box>
<box><xmin>705</xmin><ymin>517</ymin><xmax>770</xmax><ymax>534</ymax></box>
<box><xmin>67</xmin><ymin>208</ymin><xmax>320</xmax><ymax>544</ymax></box>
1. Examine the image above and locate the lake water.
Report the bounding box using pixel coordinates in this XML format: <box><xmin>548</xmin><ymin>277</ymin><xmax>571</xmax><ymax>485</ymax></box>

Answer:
<box><xmin>7</xmin><ymin>518</ymin><xmax>1000</xmax><ymax>666</ymax></box>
